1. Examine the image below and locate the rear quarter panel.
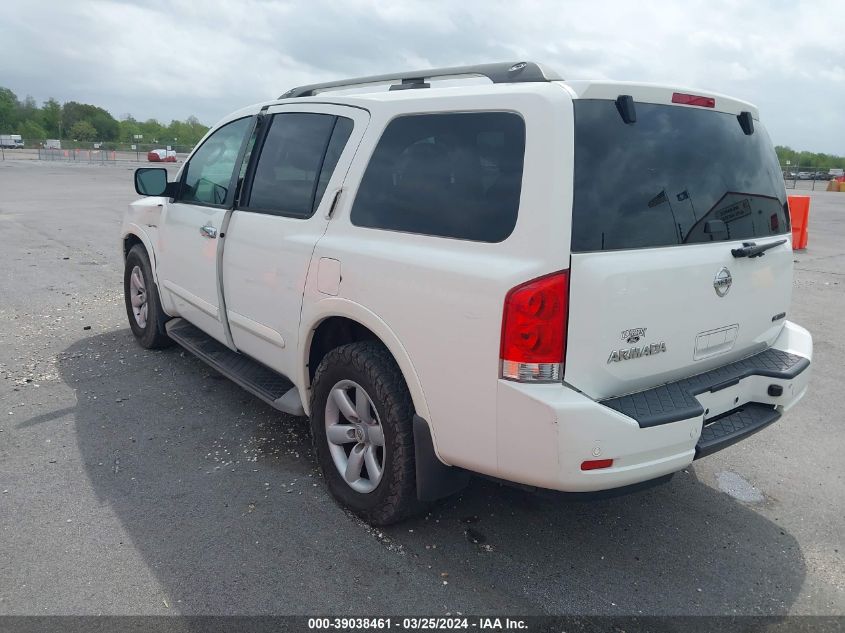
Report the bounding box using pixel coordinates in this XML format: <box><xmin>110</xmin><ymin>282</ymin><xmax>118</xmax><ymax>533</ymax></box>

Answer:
<box><xmin>302</xmin><ymin>85</ymin><xmax>575</xmax><ymax>474</ymax></box>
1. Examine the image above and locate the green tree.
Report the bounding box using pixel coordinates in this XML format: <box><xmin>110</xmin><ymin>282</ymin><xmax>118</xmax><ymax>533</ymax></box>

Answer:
<box><xmin>0</xmin><ymin>86</ymin><xmax>212</xmax><ymax>148</ymax></box>
<box><xmin>776</xmin><ymin>145</ymin><xmax>845</xmax><ymax>170</ymax></box>
<box><xmin>69</xmin><ymin>120</ymin><xmax>98</xmax><ymax>141</ymax></box>
<box><xmin>165</xmin><ymin>115</ymin><xmax>208</xmax><ymax>148</ymax></box>
<box><xmin>118</xmin><ymin>116</ymin><xmax>141</xmax><ymax>143</ymax></box>
<box><xmin>140</xmin><ymin>118</ymin><xmax>164</xmax><ymax>143</ymax></box>
<box><xmin>17</xmin><ymin>95</ymin><xmax>40</xmax><ymax>125</ymax></box>
<box><xmin>62</xmin><ymin>101</ymin><xmax>119</xmax><ymax>140</ymax></box>
<box><xmin>41</xmin><ymin>98</ymin><xmax>62</xmax><ymax>137</ymax></box>
<box><xmin>19</xmin><ymin>120</ymin><xmax>47</xmax><ymax>141</ymax></box>
<box><xmin>0</xmin><ymin>87</ymin><xmax>19</xmax><ymax>132</ymax></box>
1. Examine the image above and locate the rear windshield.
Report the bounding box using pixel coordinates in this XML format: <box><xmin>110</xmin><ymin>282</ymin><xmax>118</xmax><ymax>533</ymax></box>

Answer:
<box><xmin>572</xmin><ymin>100</ymin><xmax>789</xmax><ymax>252</ymax></box>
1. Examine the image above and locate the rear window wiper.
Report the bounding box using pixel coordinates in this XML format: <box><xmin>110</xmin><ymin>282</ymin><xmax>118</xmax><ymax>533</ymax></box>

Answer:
<box><xmin>731</xmin><ymin>238</ymin><xmax>787</xmax><ymax>258</ymax></box>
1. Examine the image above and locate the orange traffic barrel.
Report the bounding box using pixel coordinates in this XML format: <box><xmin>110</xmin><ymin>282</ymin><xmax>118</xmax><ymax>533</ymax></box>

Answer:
<box><xmin>787</xmin><ymin>195</ymin><xmax>810</xmax><ymax>250</ymax></box>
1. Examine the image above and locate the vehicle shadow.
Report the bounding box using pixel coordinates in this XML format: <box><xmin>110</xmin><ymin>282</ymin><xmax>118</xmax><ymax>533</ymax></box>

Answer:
<box><xmin>60</xmin><ymin>330</ymin><xmax>806</xmax><ymax>615</ymax></box>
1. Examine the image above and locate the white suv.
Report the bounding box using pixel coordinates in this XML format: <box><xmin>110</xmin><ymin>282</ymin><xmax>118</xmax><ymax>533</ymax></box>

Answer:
<box><xmin>122</xmin><ymin>62</ymin><xmax>812</xmax><ymax>524</ymax></box>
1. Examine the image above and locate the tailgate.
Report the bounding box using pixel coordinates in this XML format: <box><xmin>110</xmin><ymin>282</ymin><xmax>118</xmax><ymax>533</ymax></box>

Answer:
<box><xmin>565</xmin><ymin>240</ymin><xmax>792</xmax><ymax>400</ymax></box>
<box><xmin>563</xmin><ymin>95</ymin><xmax>793</xmax><ymax>400</ymax></box>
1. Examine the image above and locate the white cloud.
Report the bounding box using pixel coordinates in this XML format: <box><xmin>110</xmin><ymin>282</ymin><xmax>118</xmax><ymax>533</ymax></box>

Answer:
<box><xmin>0</xmin><ymin>0</ymin><xmax>842</xmax><ymax>152</ymax></box>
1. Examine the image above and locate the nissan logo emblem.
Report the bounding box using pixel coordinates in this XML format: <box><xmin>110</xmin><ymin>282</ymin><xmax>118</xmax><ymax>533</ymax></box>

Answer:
<box><xmin>714</xmin><ymin>267</ymin><xmax>732</xmax><ymax>297</ymax></box>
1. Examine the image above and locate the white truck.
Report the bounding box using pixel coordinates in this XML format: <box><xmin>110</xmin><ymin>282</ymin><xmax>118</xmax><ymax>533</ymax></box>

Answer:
<box><xmin>121</xmin><ymin>62</ymin><xmax>813</xmax><ymax>524</ymax></box>
<box><xmin>0</xmin><ymin>134</ymin><xmax>23</xmax><ymax>149</ymax></box>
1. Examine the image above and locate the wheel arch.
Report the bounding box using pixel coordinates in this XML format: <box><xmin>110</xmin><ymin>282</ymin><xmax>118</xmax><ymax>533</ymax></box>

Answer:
<box><xmin>302</xmin><ymin>301</ymin><xmax>469</xmax><ymax>502</ymax></box>
<box><xmin>122</xmin><ymin>225</ymin><xmax>159</xmax><ymax>286</ymax></box>
<box><xmin>300</xmin><ymin>299</ymin><xmax>431</xmax><ymax>424</ymax></box>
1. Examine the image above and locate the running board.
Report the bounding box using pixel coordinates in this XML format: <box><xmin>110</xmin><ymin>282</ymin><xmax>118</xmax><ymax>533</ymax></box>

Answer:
<box><xmin>165</xmin><ymin>318</ymin><xmax>305</xmax><ymax>416</ymax></box>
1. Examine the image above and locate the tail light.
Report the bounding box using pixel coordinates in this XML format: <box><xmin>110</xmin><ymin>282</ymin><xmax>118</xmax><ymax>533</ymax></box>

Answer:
<box><xmin>500</xmin><ymin>270</ymin><xmax>569</xmax><ymax>382</ymax></box>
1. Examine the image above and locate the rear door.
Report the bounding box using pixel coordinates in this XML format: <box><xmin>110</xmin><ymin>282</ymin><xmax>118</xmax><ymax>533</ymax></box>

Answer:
<box><xmin>564</xmin><ymin>98</ymin><xmax>792</xmax><ymax>400</ymax></box>
<box><xmin>221</xmin><ymin>104</ymin><xmax>368</xmax><ymax>379</ymax></box>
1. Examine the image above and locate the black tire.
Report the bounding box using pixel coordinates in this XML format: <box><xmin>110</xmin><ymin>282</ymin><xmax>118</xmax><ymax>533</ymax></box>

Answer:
<box><xmin>310</xmin><ymin>341</ymin><xmax>422</xmax><ymax>525</ymax></box>
<box><xmin>123</xmin><ymin>244</ymin><xmax>172</xmax><ymax>349</ymax></box>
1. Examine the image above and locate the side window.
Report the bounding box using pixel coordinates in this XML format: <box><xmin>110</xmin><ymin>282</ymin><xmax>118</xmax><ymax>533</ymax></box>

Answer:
<box><xmin>314</xmin><ymin>118</ymin><xmax>354</xmax><ymax>210</ymax></box>
<box><xmin>246</xmin><ymin>113</ymin><xmax>351</xmax><ymax>217</ymax></box>
<box><xmin>350</xmin><ymin>112</ymin><xmax>525</xmax><ymax>242</ymax></box>
<box><xmin>238</xmin><ymin>133</ymin><xmax>258</xmax><ymax>180</ymax></box>
<box><xmin>179</xmin><ymin>117</ymin><xmax>251</xmax><ymax>206</ymax></box>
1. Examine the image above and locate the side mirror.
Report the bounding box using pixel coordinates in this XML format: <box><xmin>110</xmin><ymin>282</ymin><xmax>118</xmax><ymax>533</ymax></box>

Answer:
<box><xmin>704</xmin><ymin>219</ymin><xmax>728</xmax><ymax>236</ymax></box>
<box><xmin>134</xmin><ymin>168</ymin><xmax>170</xmax><ymax>196</ymax></box>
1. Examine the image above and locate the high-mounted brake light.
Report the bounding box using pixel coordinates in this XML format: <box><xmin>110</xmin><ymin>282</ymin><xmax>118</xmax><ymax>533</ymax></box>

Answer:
<box><xmin>671</xmin><ymin>92</ymin><xmax>715</xmax><ymax>108</ymax></box>
<box><xmin>500</xmin><ymin>270</ymin><xmax>569</xmax><ymax>382</ymax></box>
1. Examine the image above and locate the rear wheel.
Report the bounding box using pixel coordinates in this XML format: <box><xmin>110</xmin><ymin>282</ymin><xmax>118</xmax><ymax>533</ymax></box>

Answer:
<box><xmin>310</xmin><ymin>341</ymin><xmax>421</xmax><ymax>525</ymax></box>
<box><xmin>124</xmin><ymin>244</ymin><xmax>171</xmax><ymax>349</ymax></box>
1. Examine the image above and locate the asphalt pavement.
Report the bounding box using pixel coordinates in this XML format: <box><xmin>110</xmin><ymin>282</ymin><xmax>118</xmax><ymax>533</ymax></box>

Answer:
<box><xmin>0</xmin><ymin>160</ymin><xmax>843</xmax><ymax>616</ymax></box>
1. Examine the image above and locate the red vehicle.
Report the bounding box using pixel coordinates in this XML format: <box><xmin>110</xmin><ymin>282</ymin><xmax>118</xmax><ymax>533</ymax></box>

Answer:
<box><xmin>147</xmin><ymin>149</ymin><xmax>177</xmax><ymax>163</ymax></box>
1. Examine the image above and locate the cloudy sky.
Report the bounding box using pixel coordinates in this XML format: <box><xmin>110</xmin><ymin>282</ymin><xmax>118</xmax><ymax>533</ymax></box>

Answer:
<box><xmin>1</xmin><ymin>0</ymin><xmax>843</xmax><ymax>153</ymax></box>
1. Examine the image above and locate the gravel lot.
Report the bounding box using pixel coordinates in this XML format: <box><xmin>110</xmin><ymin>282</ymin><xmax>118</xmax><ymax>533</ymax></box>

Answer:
<box><xmin>0</xmin><ymin>160</ymin><xmax>843</xmax><ymax>616</ymax></box>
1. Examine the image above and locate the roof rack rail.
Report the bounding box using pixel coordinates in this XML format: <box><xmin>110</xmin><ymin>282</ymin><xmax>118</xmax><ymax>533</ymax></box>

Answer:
<box><xmin>278</xmin><ymin>61</ymin><xmax>561</xmax><ymax>99</ymax></box>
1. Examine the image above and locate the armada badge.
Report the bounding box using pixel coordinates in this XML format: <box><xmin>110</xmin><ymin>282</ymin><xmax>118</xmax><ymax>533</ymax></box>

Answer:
<box><xmin>607</xmin><ymin>342</ymin><xmax>667</xmax><ymax>364</ymax></box>
<box><xmin>714</xmin><ymin>267</ymin><xmax>732</xmax><ymax>297</ymax></box>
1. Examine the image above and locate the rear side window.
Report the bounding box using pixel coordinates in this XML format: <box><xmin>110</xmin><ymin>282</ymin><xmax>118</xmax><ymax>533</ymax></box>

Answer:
<box><xmin>246</xmin><ymin>113</ymin><xmax>352</xmax><ymax>217</ymax></box>
<box><xmin>572</xmin><ymin>100</ymin><xmax>790</xmax><ymax>252</ymax></box>
<box><xmin>351</xmin><ymin>112</ymin><xmax>525</xmax><ymax>242</ymax></box>
<box><xmin>314</xmin><ymin>117</ymin><xmax>354</xmax><ymax>209</ymax></box>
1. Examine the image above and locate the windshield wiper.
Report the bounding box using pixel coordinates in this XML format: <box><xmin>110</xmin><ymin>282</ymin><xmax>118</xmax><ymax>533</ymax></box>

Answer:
<box><xmin>731</xmin><ymin>238</ymin><xmax>788</xmax><ymax>258</ymax></box>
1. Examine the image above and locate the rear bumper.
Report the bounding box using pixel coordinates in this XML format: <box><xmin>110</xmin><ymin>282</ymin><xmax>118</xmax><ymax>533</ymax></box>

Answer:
<box><xmin>493</xmin><ymin>320</ymin><xmax>812</xmax><ymax>493</ymax></box>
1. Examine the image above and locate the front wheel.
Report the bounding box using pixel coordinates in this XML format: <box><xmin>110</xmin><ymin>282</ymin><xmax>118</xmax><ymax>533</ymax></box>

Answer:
<box><xmin>310</xmin><ymin>341</ymin><xmax>422</xmax><ymax>525</ymax></box>
<box><xmin>123</xmin><ymin>244</ymin><xmax>172</xmax><ymax>349</ymax></box>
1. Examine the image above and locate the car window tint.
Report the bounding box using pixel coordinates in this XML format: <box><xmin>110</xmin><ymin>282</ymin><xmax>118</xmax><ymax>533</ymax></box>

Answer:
<box><xmin>247</xmin><ymin>113</ymin><xmax>341</xmax><ymax>217</ymax></box>
<box><xmin>238</xmin><ymin>132</ymin><xmax>258</xmax><ymax>181</ymax></box>
<box><xmin>180</xmin><ymin>117</ymin><xmax>251</xmax><ymax>206</ymax></box>
<box><xmin>572</xmin><ymin>100</ymin><xmax>790</xmax><ymax>252</ymax></box>
<box><xmin>350</xmin><ymin>112</ymin><xmax>525</xmax><ymax>242</ymax></box>
<box><xmin>313</xmin><ymin>117</ymin><xmax>354</xmax><ymax>212</ymax></box>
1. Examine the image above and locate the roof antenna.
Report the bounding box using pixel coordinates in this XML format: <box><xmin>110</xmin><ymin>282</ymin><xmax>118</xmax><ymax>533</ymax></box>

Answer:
<box><xmin>615</xmin><ymin>95</ymin><xmax>636</xmax><ymax>124</ymax></box>
<box><xmin>737</xmin><ymin>111</ymin><xmax>754</xmax><ymax>135</ymax></box>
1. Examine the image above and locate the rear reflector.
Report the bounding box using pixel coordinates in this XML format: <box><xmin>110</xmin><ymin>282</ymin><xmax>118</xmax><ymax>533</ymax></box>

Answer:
<box><xmin>500</xmin><ymin>270</ymin><xmax>569</xmax><ymax>382</ymax></box>
<box><xmin>671</xmin><ymin>92</ymin><xmax>715</xmax><ymax>108</ymax></box>
<box><xmin>581</xmin><ymin>459</ymin><xmax>614</xmax><ymax>471</ymax></box>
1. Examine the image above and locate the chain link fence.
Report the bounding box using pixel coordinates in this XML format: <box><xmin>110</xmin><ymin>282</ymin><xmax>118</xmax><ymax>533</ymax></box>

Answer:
<box><xmin>0</xmin><ymin>138</ymin><xmax>192</xmax><ymax>163</ymax></box>
<box><xmin>780</xmin><ymin>164</ymin><xmax>844</xmax><ymax>191</ymax></box>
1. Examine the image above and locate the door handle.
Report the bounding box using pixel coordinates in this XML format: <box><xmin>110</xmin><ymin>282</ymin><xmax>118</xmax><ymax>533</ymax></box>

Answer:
<box><xmin>199</xmin><ymin>224</ymin><xmax>217</xmax><ymax>239</ymax></box>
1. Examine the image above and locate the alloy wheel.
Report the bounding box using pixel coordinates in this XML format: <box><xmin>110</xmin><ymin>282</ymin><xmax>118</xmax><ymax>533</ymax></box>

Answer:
<box><xmin>324</xmin><ymin>379</ymin><xmax>386</xmax><ymax>494</ymax></box>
